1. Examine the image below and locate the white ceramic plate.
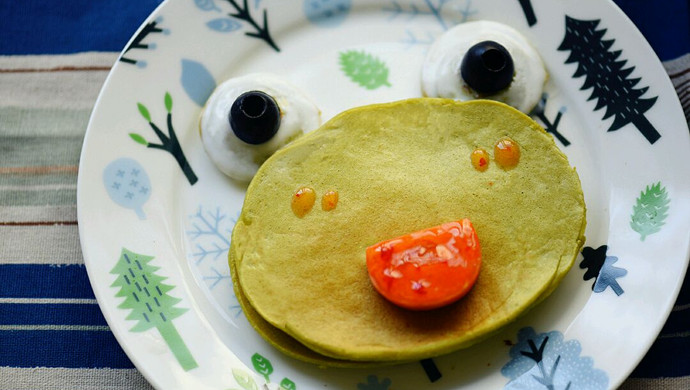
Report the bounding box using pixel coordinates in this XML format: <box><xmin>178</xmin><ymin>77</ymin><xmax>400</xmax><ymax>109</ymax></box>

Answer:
<box><xmin>78</xmin><ymin>0</ymin><xmax>690</xmax><ymax>388</ymax></box>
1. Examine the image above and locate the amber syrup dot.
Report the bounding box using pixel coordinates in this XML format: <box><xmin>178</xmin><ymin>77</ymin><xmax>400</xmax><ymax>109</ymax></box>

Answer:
<box><xmin>494</xmin><ymin>137</ymin><xmax>520</xmax><ymax>169</ymax></box>
<box><xmin>291</xmin><ymin>187</ymin><xmax>315</xmax><ymax>218</ymax></box>
<box><xmin>321</xmin><ymin>190</ymin><xmax>339</xmax><ymax>211</ymax></box>
<box><xmin>471</xmin><ymin>148</ymin><xmax>490</xmax><ymax>172</ymax></box>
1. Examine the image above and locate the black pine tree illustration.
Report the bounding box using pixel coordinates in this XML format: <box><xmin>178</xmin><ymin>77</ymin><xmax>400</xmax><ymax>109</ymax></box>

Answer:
<box><xmin>558</xmin><ymin>16</ymin><xmax>660</xmax><ymax>144</ymax></box>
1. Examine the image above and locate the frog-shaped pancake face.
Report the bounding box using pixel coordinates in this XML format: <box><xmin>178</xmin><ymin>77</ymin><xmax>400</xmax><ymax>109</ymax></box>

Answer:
<box><xmin>230</xmin><ymin>98</ymin><xmax>585</xmax><ymax>365</ymax></box>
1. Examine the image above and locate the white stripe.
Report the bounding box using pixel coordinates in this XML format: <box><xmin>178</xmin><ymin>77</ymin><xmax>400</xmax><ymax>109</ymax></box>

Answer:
<box><xmin>0</xmin><ymin>184</ymin><xmax>77</xmax><ymax>191</ymax></box>
<box><xmin>0</xmin><ymin>298</ymin><xmax>98</xmax><ymax>304</ymax></box>
<box><xmin>0</xmin><ymin>52</ymin><xmax>119</xmax><ymax>69</ymax></box>
<box><xmin>0</xmin><ymin>71</ymin><xmax>110</xmax><ymax>110</ymax></box>
<box><xmin>0</xmin><ymin>225</ymin><xmax>83</xmax><ymax>264</ymax></box>
<box><xmin>0</xmin><ymin>205</ymin><xmax>77</xmax><ymax>223</ymax></box>
<box><xmin>0</xmin><ymin>325</ymin><xmax>110</xmax><ymax>331</ymax></box>
<box><xmin>673</xmin><ymin>302</ymin><xmax>690</xmax><ymax>311</ymax></box>
<box><xmin>0</xmin><ymin>367</ymin><xmax>154</xmax><ymax>390</ymax></box>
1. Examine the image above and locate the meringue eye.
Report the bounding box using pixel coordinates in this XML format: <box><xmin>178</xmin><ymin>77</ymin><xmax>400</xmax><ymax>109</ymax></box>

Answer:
<box><xmin>421</xmin><ymin>21</ymin><xmax>546</xmax><ymax>113</ymax></box>
<box><xmin>200</xmin><ymin>73</ymin><xmax>321</xmax><ymax>182</ymax></box>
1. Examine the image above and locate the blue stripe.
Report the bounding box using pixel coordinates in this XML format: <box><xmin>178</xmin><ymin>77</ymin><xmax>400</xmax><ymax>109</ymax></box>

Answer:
<box><xmin>630</xmin><ymin>335</ymin><xmax>690</xmax><ymax>378</ymax></box>
<box><xmin>0</xmin><ymin>330</ymin><xmax>134</xmax><ymax>368</ymax></box>
<box><xmin>660</xmin><ymin>307</ymin><xmax>690</xmax><ymax>334</ymax></box>
<box><xmin>613</xmin><ymin>0</ymin><xmax>690</xmax><ymax>61</ymax></box>
<box><xmin>659</xmin><ymin>272</ymin><xmax>690</xmax><ymax>334</ymax></box>
<box><xmin>674</xmin><ymin>270</ymin><xmax>690</xmax><ymax>306</ymax></box>
<box><xmin>0</xmin><ymin>264</ymin><xmax>96</xmax><ymax>299</ymax></box>
<box><xmin>0</xmin><ymin>0</ymin><xmax>162</xmax><ymax>55</ymax></box>
<box><xmin>0</xmin><ymin>303</ymin><xmax>107</xmax><ymax>326</ymax></box>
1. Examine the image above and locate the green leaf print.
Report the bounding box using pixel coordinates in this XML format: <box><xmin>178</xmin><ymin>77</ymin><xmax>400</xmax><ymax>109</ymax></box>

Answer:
<box><xmin>280</xmin><ymin>377</ymin><xmax>296</xmax><ymax>390</ymax></box>
<box><xmin>164</xmin><ymin>92</ymin><xmax>173</xmax><ymax>113</ymax></box>
<box><xmin>339</xmin><ymin>50</ymin><xmax>391</xmax><ymax>90</ymax></box>
<box><xmin>137</xmin><ymin>103</ymin><xmax>151</xmax><ymax>122</ymax></box>
<box><xmin>232</xmin><ymin>368</ymin><xmax>259</xmax><ymax>390</ymax></box>
<box><xmin>129</xmin><ymin>133</ymin><xmax>148</xmax><ymax>145</ymax></box>
<box><xmin>251</xmin><ymin>352</ymin><xmax>273</xmax><ymax>382</ymax></box>
<box><xmin>630</xmin><ymin>182</ymin><xmax>670</xmax><ymax>241</ymax></box>
<box><xmin>110</xmin><ymin>248</ymin><xmax>197</xmax><ymax>371</ymax></box>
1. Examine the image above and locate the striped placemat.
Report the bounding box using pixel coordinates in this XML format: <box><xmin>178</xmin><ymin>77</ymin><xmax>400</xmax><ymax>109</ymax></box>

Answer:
<box><xmin>0</xmin><ymin>1</ymin><xmax>688</xmax><ymax>389</ymax></box>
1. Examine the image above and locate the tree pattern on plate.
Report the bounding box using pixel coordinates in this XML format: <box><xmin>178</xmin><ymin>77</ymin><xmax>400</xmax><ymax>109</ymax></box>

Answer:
<box><xmin>630</xmin><ymin>182</ymin><xmax>670</xmax><ymax>241</ymax></box>
<box><xmin>580</xmin><ymin>245</ymin><xmax>627</xmax><ymax>296</ymax></box>
<box><xmin>357</xmin><ymin>375</ymin><xmax>392</xmax><ymax>390</ymax></box>
<box><xmin>186</xmin><ymin>205</ymin><xmax>243</xmax><ymax>319</ymax></box>
<box><xmin>502</xmin><ymin>327</ymin><xmax>608</xmax><ymax>389</ymax></box>
<box><xmin>339</xmin><ymin>50</ymin><xmax>391</xmax><ymax>89</ymax></box>
<box><xmin>517</xmin><ymin>0</ymin><xmax>536</xmax><ymax>26</ymax></box>
<box><xmin>558</xmin><ymin>16</ymin><xmax>661</xmax><ymax>144</ymax></box>
<box><xmin>111</xmin><ymin>248</ymin><xmax>198</xmax><ymax>371</ymax></box>
<box><xmin>304</xmin><ymin>0</ymin><xmax>352</xmax><ymax>27</ymax></box>
<box><xmin>248</xmin><ymin>352</ymin><xmax>296</xmax><ymax>388</ymax></box>
<box><xmin>102</xmin><ymin>158</ymin><xmax>152</xmax><ymax>219</ymax></box>
<box><xmin>420</xmin><ymin>358</ymin><xmax>442</xmax><ymax>382</ymax></box>
<box><xmin>119</xmin><ymin>17</ymin><xmax>170</xmax><ymax>67</ymax></box>
<box><xmin>231</xmin><ymin>368</ymin><xmax>260</xmax><ymax>390</ymax></box>
<box><xmin>531</xmin><ymin>93</ymin><xmax>570</xmax><ymax>146</ymax></box>
<box><xmin>383</xmin><ymin>0</ymin><xmax>474</xmax><ymax>30</ymax></box>
<box><xmin>130</xmin><ymin>92</ymin><xmax>198</xmax><ymax>185</ymax></box>
<box><xmin>181</xmin><ymin>59</ymin><xmax>218</xmax><ymax>107</ymax></box>
<box><xmin>383</xmin><ymin>0</ymin><xmax>477</xmax><ymax>47</ymax></box>
<box><xmin>194</xmin><ymin>0</ymin><xmax>279</xmax><ymax>51</ymax></box>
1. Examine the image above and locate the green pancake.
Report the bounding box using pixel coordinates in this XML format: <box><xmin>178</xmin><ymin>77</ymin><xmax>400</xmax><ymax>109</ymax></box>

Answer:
<box><xmin>230</xmin><ymin>98</ymin><xmax>586</xmax><ymax>363</ymax></box>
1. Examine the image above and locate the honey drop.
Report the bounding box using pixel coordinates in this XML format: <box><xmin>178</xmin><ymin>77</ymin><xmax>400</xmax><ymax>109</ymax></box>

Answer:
<box><xmin>291</xmin><ymin>187</ymin><xmax>315</xmax><ymax>218</ymax></box>
<box><xmin>321</xmin><ymin>190</ymin><xmax>339</xmax><ymax>211</ymax></box>
<box><xmin>470</xmin><ymin>148</ymin><xmax>490</xmax><ymax>172</ymax></box>
<box><xmin>494</xmin><ymin>137</ymin><xmax>520</xmax><ymax>169</ymax></box>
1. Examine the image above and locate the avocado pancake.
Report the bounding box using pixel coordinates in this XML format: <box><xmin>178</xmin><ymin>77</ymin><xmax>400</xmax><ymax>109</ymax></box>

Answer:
<box><xmin>230</xmin><ymin>98</ymin><xmax>586</xmax><ymax>363</ymax></box>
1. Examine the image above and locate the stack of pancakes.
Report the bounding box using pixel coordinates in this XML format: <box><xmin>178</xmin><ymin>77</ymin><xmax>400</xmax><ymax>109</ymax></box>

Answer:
<box><xmin>229</xmin><ymin>98</ymin><xmax>586</xmax><ymax>367</ymax></box>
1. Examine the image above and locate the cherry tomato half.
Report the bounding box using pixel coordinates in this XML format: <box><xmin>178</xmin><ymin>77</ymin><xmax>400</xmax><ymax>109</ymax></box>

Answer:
<box><xmin>366</xmin><ymin>219</ymin><xmax>481</xmax><ymax>311</ymax></box>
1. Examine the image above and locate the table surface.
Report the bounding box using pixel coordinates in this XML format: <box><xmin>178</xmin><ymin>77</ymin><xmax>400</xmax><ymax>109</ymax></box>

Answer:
<box><xmin>1</xmin><ymin>0</ymin><xmax>689</xmax><ymax>389</ymax></box>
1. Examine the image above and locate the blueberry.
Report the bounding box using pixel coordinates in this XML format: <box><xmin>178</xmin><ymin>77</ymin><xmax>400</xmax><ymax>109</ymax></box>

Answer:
<box><xmin>460</xmin><ymin>40</ymin><xmax>514</xmax><ymax>95</ymax></box>
<box><xmin>229</xmin><ymin>90</ymin><xmax>281</xmax><ymax>145</ymax></box>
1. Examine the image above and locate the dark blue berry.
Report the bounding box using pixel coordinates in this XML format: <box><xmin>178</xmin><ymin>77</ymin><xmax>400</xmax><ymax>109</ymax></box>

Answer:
<box><xmin>229</xmin><ymin>91</ymin><xmax>281</xmax><ymax>145</ymax></box>
<box><xmin>460</xmin><ymin>41</ymin><xmax>514</xmax><ymax>95</ymax></box>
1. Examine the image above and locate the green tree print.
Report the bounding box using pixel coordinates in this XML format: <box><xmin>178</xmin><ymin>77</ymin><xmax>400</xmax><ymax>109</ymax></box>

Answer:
<box><xmin>111</xmin><ymin>248</ymin><xmax>198</xmax><ymax>371</ymax></box>
<box><xmin>630</xmin><ymin>182</ymin><xmax>670</xmax><ymax>241</ymax></box>
<box><xmin>339</xmin><ymin>50</ymin><xmax>391</xmax><ymax>90</ymax></box>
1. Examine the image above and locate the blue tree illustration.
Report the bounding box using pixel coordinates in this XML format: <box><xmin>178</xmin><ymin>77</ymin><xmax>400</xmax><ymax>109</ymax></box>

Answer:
<box><xmin>187</xmin><ymin>206</ymin><xmax>235</xmax><ymax>265</ymax></box>
<box><xmin>357</xmin><ymin>375</ymin><xmax>392</xmax><ymax>390</ymax></box>
<box><xmin>580</xmin><ymin>245</ymin><xmax>627</xmax><ymax>296</ymax></box>
<box><xmin>401</xmin><ymin>29</ymin><xmax>436</xmax><ymax>48</ymax></box>
<box><xmin>383</xmin><ymin>0</ymin><xmax>476</xmax><ymax>30</ymax></box>
<box><xmin>502</xmin><ymin>327</ymin><xmax>608</xmax><ymax>389</ymax></box>
<box><xmin>187</xmin><ymin>206</ymin><xmax>243</xmax><ymax>319</ymax></box>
